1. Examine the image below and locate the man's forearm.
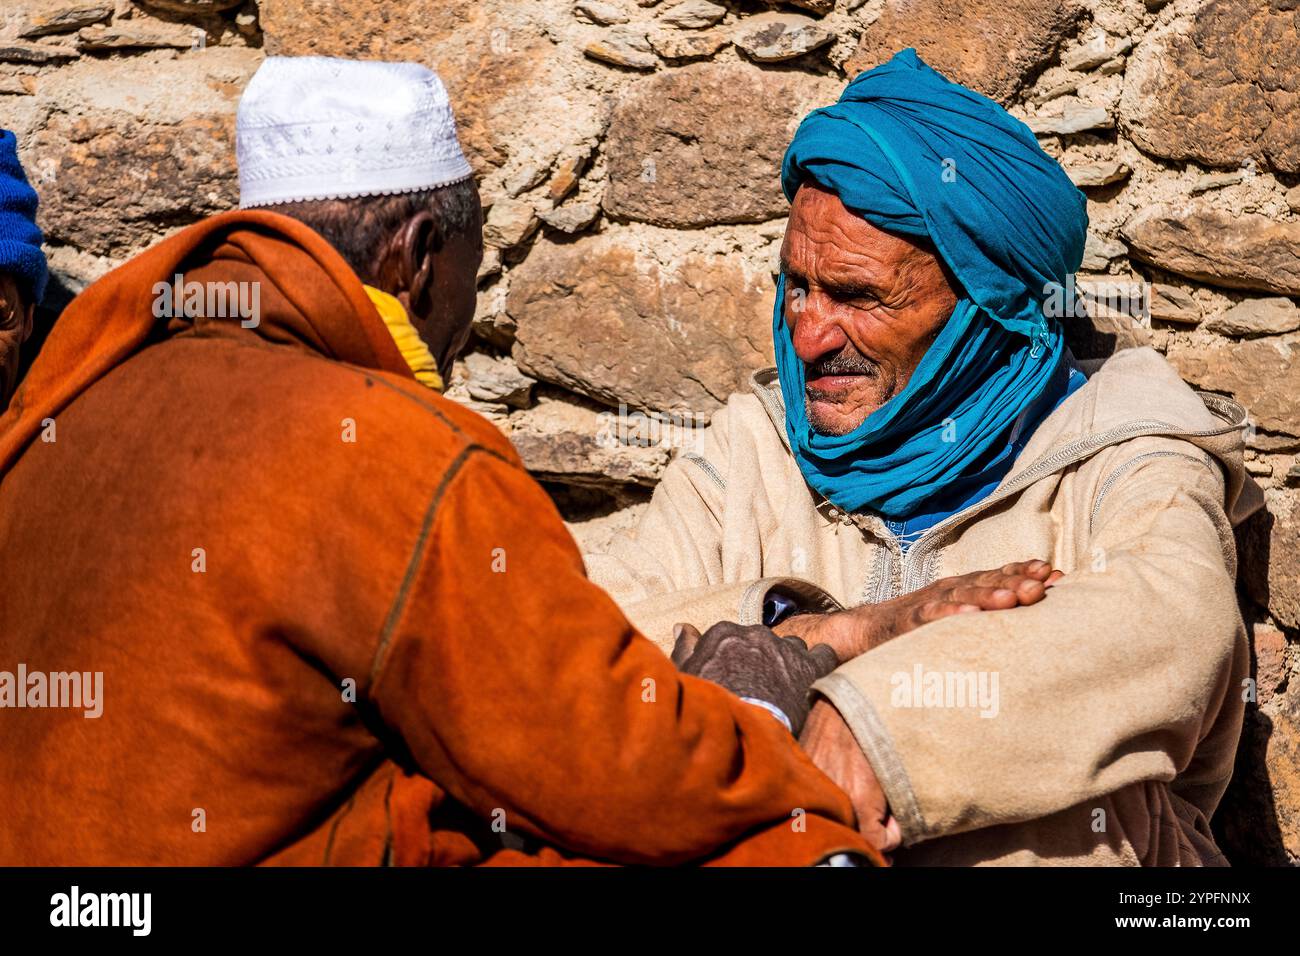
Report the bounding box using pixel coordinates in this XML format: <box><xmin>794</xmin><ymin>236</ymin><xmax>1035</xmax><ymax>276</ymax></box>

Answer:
<box><xmin>813</xmin><ymin>469</ymin><xmax>1243</xmax><ymax>844</ymax></box>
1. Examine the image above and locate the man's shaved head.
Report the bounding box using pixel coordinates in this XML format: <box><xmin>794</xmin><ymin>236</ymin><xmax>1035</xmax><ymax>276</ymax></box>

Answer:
<box><xmin>272</xmin><ymin>179</ymin><xmax>480</xmax><ymax>287</ymax></box>
<box><xmin>268</xmin><ymin>178</ymin><xmax>484</xmax><ymax>384</ymax></box>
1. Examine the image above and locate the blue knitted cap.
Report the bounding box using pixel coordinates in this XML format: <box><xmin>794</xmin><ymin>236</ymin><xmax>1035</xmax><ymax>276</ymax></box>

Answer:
<box><xmin>0</xmin><ymin>129</ymin><xmax>48</xmax><ymax>306</ymax></box>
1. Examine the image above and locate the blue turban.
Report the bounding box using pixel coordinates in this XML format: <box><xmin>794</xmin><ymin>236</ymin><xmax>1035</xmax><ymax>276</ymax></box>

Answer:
<box><xmin>0</xmin><ymin>129</ymin><xmax>48</xmax><ymax>306</ymax></box>
<box><xmin>775</xmin><ymin>49</ymin><xmax>1088</xmax><ymax>519</ymax></box>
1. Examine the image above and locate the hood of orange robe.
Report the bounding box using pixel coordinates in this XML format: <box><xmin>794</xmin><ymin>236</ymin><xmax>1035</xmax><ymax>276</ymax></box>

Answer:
<box><xmin>0</xmin><ymin>209</ymin><xmax>416</xmax><ymax>477</ymax></box>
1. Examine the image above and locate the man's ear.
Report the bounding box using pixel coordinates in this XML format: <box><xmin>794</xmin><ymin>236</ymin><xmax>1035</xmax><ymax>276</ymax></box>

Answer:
<box><xmin>393</xmin><ymin>210</ymin><xmax>437</xmax><ymax>317</ymax></box>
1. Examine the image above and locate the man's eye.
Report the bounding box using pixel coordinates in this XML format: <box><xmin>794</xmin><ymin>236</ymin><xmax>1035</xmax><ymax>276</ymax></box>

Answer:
<box><xmin>837</xmin><ymin>289</ymin><xmax>877</xmax><ymax>306</ymax></box>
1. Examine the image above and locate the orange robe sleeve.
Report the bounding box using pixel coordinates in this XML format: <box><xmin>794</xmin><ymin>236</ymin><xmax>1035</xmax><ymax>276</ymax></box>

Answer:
<box><xmin>365</xmin><ymin>445</ymin><xmax>877</xmax><ymax>866</ymax></box>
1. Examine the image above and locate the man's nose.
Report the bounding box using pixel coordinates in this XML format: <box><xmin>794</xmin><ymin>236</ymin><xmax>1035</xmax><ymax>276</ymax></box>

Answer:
<box><xmin>789</xmin><ymin>288</ymin><xmax>847</xmax><ymax>363</ymax></box>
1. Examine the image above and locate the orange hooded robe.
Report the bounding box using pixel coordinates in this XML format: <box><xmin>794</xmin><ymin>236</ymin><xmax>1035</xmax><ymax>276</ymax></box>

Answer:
<box><xmin>0</xmin><ymin>210</ymin><xmax>877</xmax><ymax>867</ymax></box>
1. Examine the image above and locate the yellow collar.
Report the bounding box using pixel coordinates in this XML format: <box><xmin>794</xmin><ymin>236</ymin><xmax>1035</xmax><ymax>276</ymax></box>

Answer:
<box><xmin>363</xmin><ymin>285</ymin><xmax>444</xmax><ymax>392</ymax></box>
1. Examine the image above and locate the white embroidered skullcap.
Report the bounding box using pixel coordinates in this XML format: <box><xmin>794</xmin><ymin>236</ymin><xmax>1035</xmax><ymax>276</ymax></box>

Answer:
<box><xmin>236</xmin><ymin>56</ymin><xmax>473</xmax><ymax>208</ymax></box>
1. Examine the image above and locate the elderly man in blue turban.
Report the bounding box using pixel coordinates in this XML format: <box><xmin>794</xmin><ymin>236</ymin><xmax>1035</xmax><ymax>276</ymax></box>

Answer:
<box><xmin>0</xmin><ymin>129</ymin><xmax>47</xmax><ymax>405</ymax></box>
<box><xmin>587</xmin><ymin>50</ymin><xmax>1260</xmax><ymax>866</ymax></box>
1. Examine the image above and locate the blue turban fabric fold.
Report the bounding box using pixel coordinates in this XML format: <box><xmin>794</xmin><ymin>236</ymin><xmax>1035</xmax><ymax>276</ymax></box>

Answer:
<box><xmin>776</xmin><ymin>48</ymin><xmax>1088</xmax><ymax>519</ymax></box>
<box><xmin>0</xmin><ymin>129</ymin><xmax>48</xmax><ymax>306</ymax></box>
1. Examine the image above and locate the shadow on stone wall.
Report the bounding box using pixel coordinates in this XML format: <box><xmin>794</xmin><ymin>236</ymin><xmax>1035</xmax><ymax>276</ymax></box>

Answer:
<box><xmin>1218</xmin><ymin>509</ymin><xmax>1287</xmax><ymax>863</ymax></box>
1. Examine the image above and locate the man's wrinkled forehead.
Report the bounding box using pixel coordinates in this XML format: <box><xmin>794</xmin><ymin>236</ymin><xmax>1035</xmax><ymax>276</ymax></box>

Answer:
<box><xmin>780</xmin><ymin>183</ymin><xmax>940</xmax><ymax>290</ymax></box>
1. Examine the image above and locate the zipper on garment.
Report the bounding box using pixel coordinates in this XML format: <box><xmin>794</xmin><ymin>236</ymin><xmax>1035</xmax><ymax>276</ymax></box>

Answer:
<box><xmin>880</xmin><ymin>520</ymin><xmax>907</xmax><ymax>601</ymax></box>
<box><xmin>848</xmin><ymin>515</ymin><xmax>902</xmax><ymax>604</ymax></box>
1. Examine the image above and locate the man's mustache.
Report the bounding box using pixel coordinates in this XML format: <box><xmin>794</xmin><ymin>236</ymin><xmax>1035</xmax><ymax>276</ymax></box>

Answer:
<box><xmin>805</xmin><ymin>348</ymin><xmax>878</xmax><ymax>380</ymax></box>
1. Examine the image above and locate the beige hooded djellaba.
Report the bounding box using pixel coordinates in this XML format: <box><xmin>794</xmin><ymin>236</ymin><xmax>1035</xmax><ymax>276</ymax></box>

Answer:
<box><xmin>584</xmin><ymin>346</ymin><xmax>1264</xmax><ymax>866</ymax></box>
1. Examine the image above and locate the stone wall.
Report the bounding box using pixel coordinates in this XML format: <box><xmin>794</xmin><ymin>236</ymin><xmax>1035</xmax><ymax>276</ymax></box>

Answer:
<box><xmin>2</xmin><ymin>0</ymin><xmax>1297</xmax><ymax>863</ymax></box>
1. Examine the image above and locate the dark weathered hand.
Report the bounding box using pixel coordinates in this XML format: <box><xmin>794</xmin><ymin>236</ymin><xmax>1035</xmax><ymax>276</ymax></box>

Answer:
<box><xmin>671</xmin><ymin>621</ymin><xmax>838</xmax><ymax>736</ymax></box>
<box><xmin>779</xmin><ymin>560</ymin><xmax>1064</xmax><ymax>662</ymax></box>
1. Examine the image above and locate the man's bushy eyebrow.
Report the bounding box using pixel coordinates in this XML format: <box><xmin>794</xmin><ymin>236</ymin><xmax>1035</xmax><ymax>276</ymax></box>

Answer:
<box><xmin>779</xmin><ymin>253</ymin><xmax>883</xmax><ymax>297</ymax></box>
